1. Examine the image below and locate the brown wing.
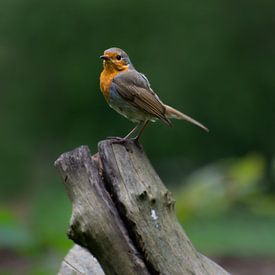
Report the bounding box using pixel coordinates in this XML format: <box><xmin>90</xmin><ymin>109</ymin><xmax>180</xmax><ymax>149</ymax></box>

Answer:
<box><xmin>111</xmin><ymin>70</ymin><xmax>171</xmax><ymax>126</ymax></box>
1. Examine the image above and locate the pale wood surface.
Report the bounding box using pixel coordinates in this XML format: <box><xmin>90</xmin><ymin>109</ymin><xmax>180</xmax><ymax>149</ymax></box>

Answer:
<box><xmin>58</xmin><ymin>244</ymin><xmax>104</xmax><ymax>275</ymax></box>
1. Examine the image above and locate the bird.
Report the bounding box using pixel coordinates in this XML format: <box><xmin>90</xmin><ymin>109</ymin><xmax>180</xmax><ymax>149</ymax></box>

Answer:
<box><xmin>99</xmin><ymin>47</ymin><xmax>208</xmax><ymax>142</ymax></box>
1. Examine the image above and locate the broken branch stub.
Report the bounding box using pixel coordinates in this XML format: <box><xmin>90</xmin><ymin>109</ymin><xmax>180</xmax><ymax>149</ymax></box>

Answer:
<box><xmin>55</xmin><ymin>141</ymin><xmax>229</xmax><ymax>275</ymax></box>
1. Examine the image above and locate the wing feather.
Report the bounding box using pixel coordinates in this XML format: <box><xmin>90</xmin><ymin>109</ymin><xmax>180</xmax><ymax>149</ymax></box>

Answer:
<box><xmin>112</xmin><ymin>71</ymin><xmax>171</xmax><ymax>126</ymax></box>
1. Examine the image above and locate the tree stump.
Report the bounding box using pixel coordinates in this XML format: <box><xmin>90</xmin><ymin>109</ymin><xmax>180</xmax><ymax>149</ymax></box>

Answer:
<box><xmin>55</xmin><ymin>140</ymin><xmax>229</xmax><ymax>275</ymax></box>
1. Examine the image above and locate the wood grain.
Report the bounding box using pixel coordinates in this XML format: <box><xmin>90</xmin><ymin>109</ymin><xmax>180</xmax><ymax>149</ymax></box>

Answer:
<box><xmin>55</xmin><ymin>141</ymin><xmax>229</xmax><ymax>275</ymax></box>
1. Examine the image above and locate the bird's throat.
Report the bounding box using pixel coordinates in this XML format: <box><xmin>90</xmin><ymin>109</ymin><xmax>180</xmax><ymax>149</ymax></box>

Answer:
<box><xmin>100</xmin><ymin>64</ymin><xmax>128</xmax><ymax>101</ymax></box>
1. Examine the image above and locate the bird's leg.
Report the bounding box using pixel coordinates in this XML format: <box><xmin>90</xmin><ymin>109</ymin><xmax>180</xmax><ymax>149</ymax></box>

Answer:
<box><xmin>108</xmin><ymin>120</ymin><xmax>148</xmax><ymax>146</ymax></box>
<box><xmin>106</xmin><ymin>125</ymin><xmax>138</xmax><ymax>141</ymax></box>
<box><xmin>107</xmin><ymin>124</ymin><xmax>140</xmax><ymax>144</ymax></box>
<box><xmin>123</xmin><ymin>124</ymin><xmax>139</xmax><ymax>139</ymax></box>
<box><xmin>134</xmin><ymin>120</ymin><xmax>149</xmax><ymax>142</ymax></box>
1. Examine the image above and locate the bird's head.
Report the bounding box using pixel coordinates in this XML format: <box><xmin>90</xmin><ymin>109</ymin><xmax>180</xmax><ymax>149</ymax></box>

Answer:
<box><xmin>100</xmin><ymin>47</ymin><xmax>132</xmax><ymax>71</ymax></box>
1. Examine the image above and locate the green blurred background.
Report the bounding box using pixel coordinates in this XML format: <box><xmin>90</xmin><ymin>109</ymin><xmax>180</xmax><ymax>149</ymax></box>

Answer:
<box><xmin>1</xmin><ymin>0</ymin><xmax>275</xmax><ymax>274</ymax></box>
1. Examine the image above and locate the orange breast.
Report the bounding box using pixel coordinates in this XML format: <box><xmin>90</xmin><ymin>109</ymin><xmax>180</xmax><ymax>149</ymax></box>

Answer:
<box><xmin>100</xmin><ymin>69</ymin><xmax>118</xmax><ymax>101</ymax></box>
<box><xmin>100</xmin><ymin>63</ymin><xmax>129</xmax><ymax>101</ymax></box>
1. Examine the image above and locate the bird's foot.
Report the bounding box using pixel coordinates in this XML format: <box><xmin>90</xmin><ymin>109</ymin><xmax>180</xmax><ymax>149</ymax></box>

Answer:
<box><xmin>130</xmin><ymin>137</ymin><xmax>143</xmax><ymax>150</ymax></box>
<box><xmin>106</xmin><ymin>136</ymin><xmax>128</xmax><ymax>145</ymax></box>
<box><xmin>106</xmin><ymin>136</ymin><xmax>124</xmax><ymax>141</ymax></box>
<box><xmin>106</xmin><ymin>136</ymin><xmax>142</xmax><ymax>150</ymax></box>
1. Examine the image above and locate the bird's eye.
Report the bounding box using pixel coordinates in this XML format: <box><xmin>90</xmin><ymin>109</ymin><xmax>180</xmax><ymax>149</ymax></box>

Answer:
<box><xmin>116</xmin><ymin>55</ymin><xmax>122</xmax><ymax>60</ymax></box>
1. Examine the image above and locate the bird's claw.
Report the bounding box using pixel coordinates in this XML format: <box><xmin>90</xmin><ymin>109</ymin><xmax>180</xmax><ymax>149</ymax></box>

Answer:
<box><xmin>106</xmin><ymin>136</ymin><xmax>142</xmax><ymax>150</ymax></box>
<box><xmin>106</xmin><ymin>136</ymin><xmax>123</xmax><ymax>140</ymax></box>
<box><xmin>130</xmin><ymin>137</ymin><xmax>143</xmax><ymax>150</ymax></box>
<box><xmin>107</xmin><ymin>136</ymin><xmax>128</xmax><ymax>145</ymax></box>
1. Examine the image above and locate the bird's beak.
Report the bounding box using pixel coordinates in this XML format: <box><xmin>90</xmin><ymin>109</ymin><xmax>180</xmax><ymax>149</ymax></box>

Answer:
<box><xmin>100</xmin><ymin>55</ymin><xmax>110</xmax><ymax>61</ymax></box>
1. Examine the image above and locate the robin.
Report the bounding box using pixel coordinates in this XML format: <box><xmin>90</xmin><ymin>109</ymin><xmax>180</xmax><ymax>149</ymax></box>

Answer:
<box><xmin>100</xmin><ymin>47</ymin><xmax>208</xmax><ymax>142</ymax></box>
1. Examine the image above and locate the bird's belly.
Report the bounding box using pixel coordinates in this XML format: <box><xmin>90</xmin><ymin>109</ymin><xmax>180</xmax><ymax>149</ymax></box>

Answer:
<box><xmin>109</xmin><ymin>88</ymin><xmax>154</xmax><ymax>123</ymax></box>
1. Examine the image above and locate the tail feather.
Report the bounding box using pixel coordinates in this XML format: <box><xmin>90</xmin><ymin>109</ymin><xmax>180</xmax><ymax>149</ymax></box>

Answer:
<box><xmin>164</xmin><ymin>104</ymin><xmax>209</xmax><ymax>132</ymax></box>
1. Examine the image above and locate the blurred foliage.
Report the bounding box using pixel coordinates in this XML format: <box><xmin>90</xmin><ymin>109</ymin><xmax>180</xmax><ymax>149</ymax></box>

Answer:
<box><xmin>175</xmin><ymin>154</ymin><xmax>275</xmax><ymax>257</ymax></box>
<box><xmin>0</xmin><ymin>0</ymin><xmax>275</xmax><ymax>273</ymax></box>
<box><xmin>0</xmin><ymin>186</ymin><xmax>72</xmax><ymax>274</ymax></box>
<box><xmin>183</xmin><ymin>212</ymin><xmax>275</xmax><ymax>256</ymax></box>
<box><xmin>175</xmin><ymin>153</ymin><xmax>270</xmax><ymax>220</ymax></box>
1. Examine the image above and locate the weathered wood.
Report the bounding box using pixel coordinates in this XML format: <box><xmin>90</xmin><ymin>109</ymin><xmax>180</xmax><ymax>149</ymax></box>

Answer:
<box><xmin>58</xmin><ymin>244</ymin><xmax>104</xmax><ymax>275</ymax></box>
<box><xmin>55</xmin><ymin>146</ymin><xmax>149</xmax><ymax>275</ymax></box>
<box><xmin>98</xmin><ymin>140</ymin><xmax>228</xmax><ymax>275</ymax></box>
<box><xmin>55</xmin><ymin>141</ymin><xmax>229</xmax><ymax>275</ymax></box>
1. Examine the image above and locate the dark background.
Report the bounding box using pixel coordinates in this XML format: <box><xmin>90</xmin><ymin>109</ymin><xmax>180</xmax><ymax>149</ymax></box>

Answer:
<box><xmin>1</xmin><ymin>0</ymin><xmax>275</xmax><ymax>273</ymax></box>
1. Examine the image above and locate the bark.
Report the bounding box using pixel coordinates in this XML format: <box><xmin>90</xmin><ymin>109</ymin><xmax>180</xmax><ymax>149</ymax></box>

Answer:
<box><xmin>55</xmin><ymin>140</ymin><xmax>229</xmax><ymax>275</ymax></box>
